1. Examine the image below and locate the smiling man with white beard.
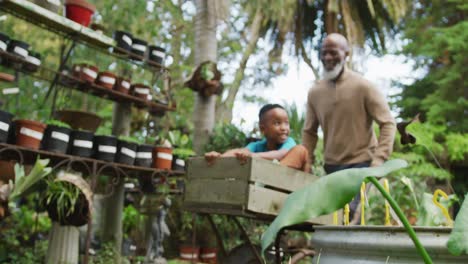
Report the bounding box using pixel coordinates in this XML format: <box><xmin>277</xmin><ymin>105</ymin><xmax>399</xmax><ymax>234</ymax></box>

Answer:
<box><xmin>302</xmin><ymin>33</ymin><xmax>396</xmax><ymax>224</ymax></box>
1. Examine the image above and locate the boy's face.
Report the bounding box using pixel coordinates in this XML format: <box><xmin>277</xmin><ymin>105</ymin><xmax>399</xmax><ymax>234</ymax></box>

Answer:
<box><xmin>260</xmin><ymin>108</ymin><xmax>290</xmax><ymax>144</ymax></box>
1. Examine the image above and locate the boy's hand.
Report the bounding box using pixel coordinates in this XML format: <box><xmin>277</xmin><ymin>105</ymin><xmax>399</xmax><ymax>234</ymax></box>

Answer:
<box><xmin>205</xmin><ymin>151</ymin><xmax>221</xmax><ymax>166</ymax></box>
<box><xmin>234</xmin><ymin>149</ymin><xmax>252</xmax><ymax>165</ymax></box>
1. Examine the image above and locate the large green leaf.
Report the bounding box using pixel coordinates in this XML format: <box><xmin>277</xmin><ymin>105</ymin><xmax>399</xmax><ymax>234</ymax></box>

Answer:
<box><xmin>261</xmin><ymin>159</ymin><xmax>408</xmax><ymax>253</ymax></box>
<box><xmin>447</xmin><ymin>196</ymin><xmax>468</xmax><ymax>255</ymax></box>
<box><xmin>9</xmin><ymin>158</ymin><xmax>51</xmax><ymax>201</ymax></box>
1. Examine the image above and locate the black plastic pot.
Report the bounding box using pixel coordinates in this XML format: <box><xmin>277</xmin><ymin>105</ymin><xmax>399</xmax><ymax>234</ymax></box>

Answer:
<box><xmin>135</xmin><ymin>144</ymin><xmax>153</xmax><ymax>167</ymax></box>
<box><xmin>0</xmin><ymin>33</ymin><xmax>9</xmax><ymax>52</ymax></box>
<box><xmin>115</xmin><ymin>140</ymin><xmax>137</xmax><ymax>165</ymax></box>
<box><xmin>148</xmin><ymin>45</ymin><xmax>165</xmax><ymax>65</ymax></box>
<box><xmin>113</xmin><ymin>30</ymin><xmax>133</xmax><ymax>54</ymax></box>
<box><xmin>24</xmin><ymin>51</ymin><xmax>41</xmax><ymax>72</ymax></box>
<box><xmin>7</xmin><ymin>39</ymin><xmax>29</xmax><ymax>58</ymax></box>
<box><xmin>69</xmin><ymin>130</ymin><xmax>94</xmax><ymax>158</ymax></box>
<box><xmin>172</xmin><ymin>155</ymin><xmax>186</xmax><ymax>171</ymax></box>
<box><xmin>130</xmin><ymin>37</ymin><xmax>147</xmax><ymax>61</ymax></box>
<box><xmin>0</xmin><ymin>110</ymin><xmax>13</xmax><ymax>143</ymax></box>
<box><xmin>41</xmin><ymin>125</ymin><xmax>71</xmax><ymax>154</ymax></box>
<box><xmin>93</xmin><ymin>135</ymin><xmax>117</xmax><ymax>162</ymax></box>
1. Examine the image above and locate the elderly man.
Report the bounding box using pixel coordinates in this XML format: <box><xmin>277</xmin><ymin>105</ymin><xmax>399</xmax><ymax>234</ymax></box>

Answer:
<box><xmin>302</xmin><ymin>33</ymin><xmax>396</xmax><ymax>223</ymax></box>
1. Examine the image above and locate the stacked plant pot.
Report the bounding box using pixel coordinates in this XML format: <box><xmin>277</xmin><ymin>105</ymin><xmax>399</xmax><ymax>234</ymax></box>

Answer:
<box><xmin>14</xmin><ymin>119</ymin><xmax>46</xmax><ymax>150</ymax></box>
<box><xmin>69</xmin><ymin>130</ymin><xmax>94</xmax><ymax>158</ymax></box>
<box><xmin>0</xmin><ymin>110</ymin><xmax>13</xmax><ymax>143</ymax></box>
<box><xmin>93</xmin><ymin>135</ymin><xmax>117</xmax><ymax>162</ymax></box>
<box><xmin>41</xmin><ymin>124</ymin><xmax>72</xmax><ymax>154</ymax></box>
<box><xmin>131</xmin><ymin>83</ymin><xmax>150</xmax><ymax>100</ymax></box>
<box><xmin>95</xmin><ymin>71</ymin><xmax>116</xmax><ymax>89</ymax></box>
<box><xmin>152</xmin><ymin>146</ymin><xmax>173</xmax><ymax>170</ymax></box>
<box><xmin>113</xmin><ymin>77</ymin><xmax>131</xmax><ymax>94</ymax></box>
<box><xmin>79</xmin><ymin>64</ymin><xmax>99</xmax><ymax>83</ymax></box>
<box><xmin>135</xmin><ymin>144</ymin><xmax>153</xmax><ymax>167</ymax></box>
<box><xmin>115</xmin><ymin>139</ymin><xmax>137</xmax><ymax>165</ymax></box>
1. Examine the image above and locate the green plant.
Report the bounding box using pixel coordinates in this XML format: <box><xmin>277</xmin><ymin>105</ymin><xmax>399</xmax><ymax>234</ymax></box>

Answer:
<box><xmin>447</xmin><ymin>195</ymin><xmax>468</xmax><ymax>255</ymax></box>
<box><xmin>261</xmin><ymin>159</ymin><xmax>433</xmax><ymax>263</ymax></box>
<box><xmin>123</xmin><ymin>204</ymin><xmax>139</xmax><ymax>238</ymax></box>
<box><xmin>90</xmin><ymin>242</ymin><xmax>117</xmax><ymax>264</ymax></box>
<box><xmin>44</xmin><ymin>178</ymin><xmax>81</xmax><ymax>221</ymax></box>
<box><xmin>118</xmin><ymin>135</ymin><xmax>142</xmax><ymax>145</ymax></box>
<box><xmin>204</xmin><ymin>123</ymin><xmax>247</xmax><ymax>153</ymax></box>
<box><xmin>8</xmin><ymin>158</ymin><xmax>52</xmax><ymax>201</ymax></box>
<box><xmin>45</xmin><ymin>119</ymin><xmax>71</xmax><ymax>129</ymax></box>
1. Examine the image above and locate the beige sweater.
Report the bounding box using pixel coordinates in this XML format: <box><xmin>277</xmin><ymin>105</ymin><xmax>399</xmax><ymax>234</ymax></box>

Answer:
<box><xmin>302</xmin><ymin>68</ymin><xmax>396</xmax><ymax>166</ymax></box>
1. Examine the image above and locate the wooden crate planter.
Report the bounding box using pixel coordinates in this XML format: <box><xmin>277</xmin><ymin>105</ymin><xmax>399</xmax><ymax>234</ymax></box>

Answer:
<box><xmin>184</xmin><ymin>157</ymin><xmax>338</xmax><ymax>225</ymax></box>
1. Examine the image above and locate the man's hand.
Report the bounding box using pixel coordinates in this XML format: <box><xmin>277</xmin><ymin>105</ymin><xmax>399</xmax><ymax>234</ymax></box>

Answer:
<box><xmin>205</xmin><ymin>151</ymin><xmax>221</xmax><ymax>166</ymax></box>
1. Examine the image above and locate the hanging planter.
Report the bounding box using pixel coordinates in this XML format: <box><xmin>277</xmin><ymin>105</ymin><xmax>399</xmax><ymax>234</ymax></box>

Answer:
<box><xmin>53</xmin><ymin>109</ymin><xmax>102</xmax><ymax>132</ymax></box>
<box><xmin>113</xmin><ymin>77</ymin><xmax>131</xmax><ymax>94</ymax></box>
<box><xmin>129</xmin><ymin>37</ymin><xmax>147</xmax><ymax>61</ymax></box>
<box><xmin>131</xmin><ymin>83</ymin><xmax>150</xmax><ymax>100</ymax></box>
<box><xmin>41</xmin><ymin>120</ymin><xmax>72</xmax><ymax>154</ymax></box>
<box><xmin>93</xmin><ymin>135</ymin><xmax>117</xmax><ymax>162</ymax></box>
<box><xmin>0</xmin><ymin>110</ymin><xmax>13</xmax><ymax>143</ymax></box>
<box><xmin>152</xmin><ymin>146</ymin><xmax>172</xmax><ymax>170</ymax></box>
<box><xmin>69</xmin><ymin>129</ymin><xmax>94</xmax><ymax>158</ymax></box>
<box><xmin>95</xmin><ymin>71</ymin><xmax>116</xmax><ymax>89</ymax></box>
<box><xmin>0</xmin><ymin>33</ymin><xmax>9</xmax><ymax>52</ymax></box>
<box><xmin>135</xmin><ymin>144</ymin><xmax>153</xmax><ymax>167</ymax></box>
<box><xmin>45</xmin><ymin>173</ymin><xmax>93</xmax><ymax>227</ymax></box>
<box><xmin>115</xmin><ymin>137</ymin><xmax>138</xmax><ymax>165</ymax></box>
<box><xmin>23</xmin><ymin>51</ymin><xmax>42</xmax><ymax>73</ymax></box>
<box><xmin>14</xmin><ymin>119</ymin><xmax>46</xmax><ymax>150</ymax></box>
<box><xmin>113</xmin><ymin>30</ymin><xmax>132</xmax><ymax>54</ymax></box>
<box><xmin>64</xmin><ymin>0</ymin><xmax>96</xmax><ymax>27</ymax></box>
<box><xmin>148</xmin><ymin>45</ymin><xmax>165</xmax><ymax>66</ymax></box>
<box><xmin>33</xmin><ymin>0</ymin><xmax>62</xmax><ymax>13</ymax></box>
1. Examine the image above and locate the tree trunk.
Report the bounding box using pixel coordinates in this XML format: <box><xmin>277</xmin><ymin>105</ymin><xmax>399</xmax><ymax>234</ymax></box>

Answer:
<box><xmin>101</xmin><ymin>102</ymin><xmax>132</xmax><ymax>263</ymax></box>
<box><xmin>192</xmin><ymin>0</ymin><xmax>218</xmax><ymax>154</ymax></box>
<box><xmin>215</xmin><ymin>8</ymin><xmax>264</xmax><ymax>123</ymax></box>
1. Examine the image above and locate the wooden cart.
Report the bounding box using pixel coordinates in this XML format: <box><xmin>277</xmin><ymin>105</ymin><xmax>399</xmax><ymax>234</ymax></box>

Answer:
<box><xmin>183</xmin><ymin>157</ymin><xmax>341</xmax><ymax>263</ymax></box>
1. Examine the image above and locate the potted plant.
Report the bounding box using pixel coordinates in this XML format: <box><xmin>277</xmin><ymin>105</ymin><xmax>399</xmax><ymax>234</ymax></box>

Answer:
<box><xmin>41</xmin><ymin>119</ymin><xmax>72</xmax><ymax>154</ymax></box>
<box><xmin>6</xmin><ymin>39</ymin><xmax>29</xmax><ymax>59</ymax></box>
<box><xmin>131</xmin><ymin>83</ymin><xmax>150</xmax><ymax>100</ymax></box>
<box><xmin>147</xmin><ymin>45</ymin><xmax>165</xmax><ymax>66</ymax></box>
<box><xmin>64</xmin><ymin>0</ymin><xmax>96</xmax><ymax>27</ymax></box>
<box><xmin>79</xmin><ymin>63</ymin><xmax>99</xmax><ymax>83</ymax></box>
<box><xmin>113</xmin><ymin>30</ymin><xmax>133</xmax><ymax>54</ymax></box>
<box><xmin>135</xmin><ymin>143</ymin><xmax>153</xmax><ymax>168</ymax></box>
<box><xmin>115</xmin><ymin>136</ymin><xmax>140</xmax><ymax>165</ymax></box>
<box><xmin>68</xmin><ymin>129</ymin><xmax>94</xmax><ymax>158</ymax></box>
<box><xmin>152</xmin><ymin>145</ymin><xmax>173</xmax><ymax>170</ymax></box>
<box><xmin>0</xmin><ymin>110</ymin><xmax>13</xmax><ymax>143</ymax></box>
<box><xmin>95</xmin><ymin>71</ymin><xmax>117</xmax><ymax>89</ymax></box>
<box><xmin>0</xmin><ymin>33</ymin><xmax>9</xmax><ymax>52</ymax></box>
<box><xmin>14</xmin><ymin>119</ymin><xmax>47</xmax><ymax>150</ymax></box>
<box><xmin>23</xmin><ymin>51</ymin><xmax>42</xmax><ymax>73</ymax></box>
<box><xmin>130</xmin><ymin>37</ymin><xmax>147</xmax><ymax>61</ymax></box>
<box><xmin>113</xmin><ymin>76</ymin><xmax>132</xmax><ymax>94</ymax></box>
<box><xmin>53</xmin><ymin>109</ymin><xmax>102</xmax><ymax>132</ymax></box>
<box><xmin>44</xmin><ymin>172</ymin><xmax>92</xmax><ymax>227</ymax></box>
<box><xmin>165</xmin><ymin>130</ymin><xmax>195</xmax><ymax>171</ymax></box>
<box><xmin>93</xmin><ymin>133</ymin><xmax>117</xmax><ymax>162</ymax></box>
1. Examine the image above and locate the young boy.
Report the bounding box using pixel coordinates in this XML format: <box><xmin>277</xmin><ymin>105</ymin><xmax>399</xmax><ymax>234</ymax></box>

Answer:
<box><xmin>205</xmin><ymin>104</ymin><xmax>310</xmax><ymax>172</ymax></box>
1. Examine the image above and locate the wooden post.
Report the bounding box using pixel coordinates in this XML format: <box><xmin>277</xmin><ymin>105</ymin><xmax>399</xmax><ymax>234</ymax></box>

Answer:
<box><xmin>46</xmin><ymin>222</ymin><xmax>80</xmax><ymax>264</ymax></box>
<box><xmin>101</xmin><ymin>102</ymin><xmax>132</xmax><ymax>263</ymax></box>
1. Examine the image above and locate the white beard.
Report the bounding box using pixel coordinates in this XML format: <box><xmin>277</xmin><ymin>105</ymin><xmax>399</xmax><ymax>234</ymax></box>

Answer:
<box><xmin>322</xmin><ymin>60</ymin><xmax>345</xmax><ymax>80</ymax></box>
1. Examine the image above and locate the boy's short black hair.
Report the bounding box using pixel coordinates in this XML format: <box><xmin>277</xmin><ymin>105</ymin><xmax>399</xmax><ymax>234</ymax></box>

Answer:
<box><xmin>259</xmin><ymin>104</ymin><xmax>285</xmax><ymax>123</ymax></box>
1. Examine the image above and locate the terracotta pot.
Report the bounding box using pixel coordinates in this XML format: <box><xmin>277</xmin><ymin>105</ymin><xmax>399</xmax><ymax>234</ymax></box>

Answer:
<box><xmin>14</xmin><ymin>119</ymin><xmax>46</xmax><ymax>150</ymax></box>
<box><xmin>95</xmin><ymin>71</ymin><xmax>116</xmax><ymax>89</ymax></box>
<box><xmin>64</xmin><ymin>0</ymin><xmax>96</xmax><ymax>27</ymax></box>
<box><xmin>200</xmin><ymin>247</ymin><xmax>218</xmax><ymax>264</ymax></box>
<box><xmin>80</xmin><ymin>64</ymin><xmax>98</xmax><ymax>82</ymax></box>
<box><xmin>131</xmin><ymin>83</ymin><xmax>150</xmax><ymax>100</ymax></box>
<box><xmin>53</xmin><ymin>110</ymin><xmax>101</xmax><ymax>132</ymax></box>
<box><xmin>152</xmin><ymin>146</ymin><xmax>172</xmax><ymax>170</ymax></box>
<box><xmin>0</xmin><ymin>160</ymin><xmax>16</xmax><ymax>184</ymax></box>
<box><xmin>179</xmin><ymin>245</ymin><xmax>200</xmax><ymax>262</ymax></box>
<box><xmin>0</xmin><ymin>33</ymin><xmax>9</xmax><ymax>52</ymax></box>
<box><xmin>113</xmin><ymin>77</ymin><xmax>131</xmax><ymax>94</ymax></box>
